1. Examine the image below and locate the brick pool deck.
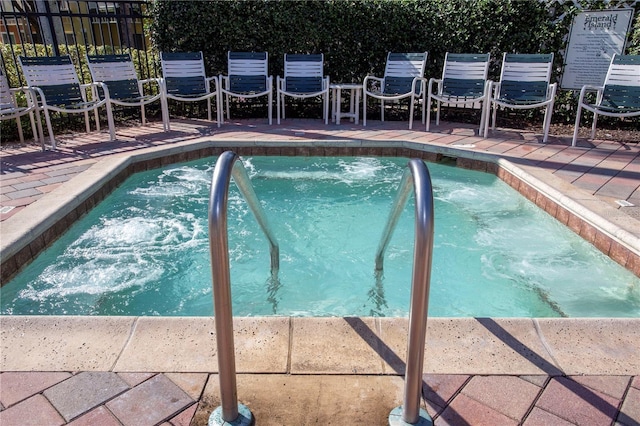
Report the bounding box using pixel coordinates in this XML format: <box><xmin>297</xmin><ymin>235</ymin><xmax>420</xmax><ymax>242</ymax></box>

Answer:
<box><xmin>1</xmin><ymin>118</ymin><xmax>640</xmax><ymax>425</ymax></box>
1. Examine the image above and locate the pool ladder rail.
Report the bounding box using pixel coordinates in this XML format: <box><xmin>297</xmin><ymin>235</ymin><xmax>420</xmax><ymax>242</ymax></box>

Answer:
<box><xmin>208</xmin><ymin>152</ymin><xmax>435</xmax><ymax>426</ymax></box>
<box><xmin>208</xmin><ymin>151</ymin><xmax>278</xmax><ymax>425</ymax></box>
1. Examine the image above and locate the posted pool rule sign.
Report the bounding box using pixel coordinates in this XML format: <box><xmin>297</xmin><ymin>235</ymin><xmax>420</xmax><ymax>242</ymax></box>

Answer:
<box><xmin>561</xmin><ymin>9</ymin><xmax>634</xmax><ymax>90</ymax></box>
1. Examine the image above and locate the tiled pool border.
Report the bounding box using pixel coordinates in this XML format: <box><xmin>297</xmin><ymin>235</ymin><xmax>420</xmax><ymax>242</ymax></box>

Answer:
<box><xmin>1</xmin><ymin>139</ymin><xmax>639</xmax><ymax>285</ymax></box>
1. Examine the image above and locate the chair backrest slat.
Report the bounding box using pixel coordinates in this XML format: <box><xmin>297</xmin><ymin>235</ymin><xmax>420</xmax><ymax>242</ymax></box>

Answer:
<box><xmin>442</xmin><ymin>53</ymin><xmax>490</xmax><ymax>81</ymax></box>
<box><xmin>161</xmin><ymin>52</ymin><xmax>207</xmax><ymax>78</ymax></box>
<box><xmin>20</xmin><ymin>56</ymin><xmax>80</xmax><ymax>87</ymax></box>
<box><xmin>498</xmin><ymin>53</ymin><xmax>553</xmax><ymax>103</ymax></box>
<box><xmin>87</xmin><ymin>54</ymin><xmax>142</xmax><ymax>100</ymax></box>
<box><xmin>501</xmin><ymin>53</ymin><xmax>553</xmax><ymax>83</ymax></box>
<box><xmin>229</xmin><ymin>75</ymin><xmax>267</xmax><ymax>93</ymax></box>
<box><xmin>285</xmin><ymin>76</ymin><xmax>323</xmax><ymax>93</ymax></box>
<box><xmin>605</xmin><ymin>55</ymin><xmax>640</xmax><ymax>87</ymax></box>
<box><xmin>161</xmin><ymin>51</ymin><xmax>208</xmax><ymax>96</ymax></box>
<box><xmin>19</xmin><ymin>55</ymin><xmax>84</xmax><ymax>106</ymax></box>
<box><xmin>227</xmin><ymin>52</ymin><xmax>269</xmax><ymax>93</ymax></box>
<box><xmin>88</xmin><ymin>54</ymin><xmax>139</xmax><ymax>82</ymax></box>
<box><xmin>284</xmin><ymin>54</ymin><xmax>324</xmax><ymax>78</ymax></box>
<box><xmin>228</xmin><ymin>52</ymin><xmax>268</xmax><ymax>76</ymax></box>
<box><xmin>380</xmin><ymin>52</ymin><xmax>427</xmax><ymax>95</ymax></box>
<box><xmin>384</xmin><ymin>52</ymin><xmax>427</xmax><ymax>78</ymax></box>
<box><xmin>440</xmin><ymin>53</ymin><xmax>490</xmax><ymax>98</ymax></box>
<box><xmin>499</xmin><ymin>81</ymin><xmax>550</xmax><ymax>103</ymax></box>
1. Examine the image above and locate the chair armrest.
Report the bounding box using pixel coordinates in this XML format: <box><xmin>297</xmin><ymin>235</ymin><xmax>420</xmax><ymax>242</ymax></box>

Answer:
<box><xmin>412</xmin><ymin>77</ymin><xmax>427</xmax><ymax>95</ymax></box>
<box><xmin>427</xmin><ymin>78</ymin><xmax>443</xmax><ymax>95</ymax></box>
<box><xmin>138</xmin><ymin>77</ymin><xmax>161</xmax><ymax>86</ymax></box>
<box><xmin>81</xmin><ymin>81</ymin><xmax>109</xmax><ymax>101</ymax></box>
<box><xmin>489</xmin><ymin>81</ymin><xmax>500</xmax><ymax>98</ymax></box>
<box><xmin>363</xmin><ymin>75</ymin><xmax>383</xmax><ymax>86</ymax></box>
<box><xmin>578</xmin><ymin>84</ymin><xmax>604</xmax><ymax>105</ymax></box>
<box><xmin>8</xmin><ymin>86</ymin><xmax>36</xmax><ymax>107</ymax></box>
<box><xmin>27</xmin><ymin>85</ymin><xmax>47</xmax><ymax>105</ymax></box>
<box><xmin>219</xmin><ymin>75</ymin><xmax>230</xmax><ymax>90</ymax></box>
<box><xmin>136</xmin><ymin>78</ymin><xmax>162</xmax><ymax>95</ymax></box>
<box><xmin>206</xmin><ymin>76</ymin><xmax>219</xmax><ymax>90</ymax></box>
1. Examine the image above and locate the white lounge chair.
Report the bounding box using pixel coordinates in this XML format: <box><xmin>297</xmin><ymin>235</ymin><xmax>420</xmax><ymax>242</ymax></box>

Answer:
<box><xmin>219</xmin><ymin>51</ymin><xmax>273</xmax><ymax>125</ymax></box>
<box><xmin>277</xmin><ymin>53</ymin><xmax>330</xmax><ymax>124</ymax></box>
<box><xmin>362</xmin><ymin>52</ymin><xmax>428</xmax><ymax>129</ymax></box>
<box><xmin>87</xmin><ymin>53</ymin><xmax>167</xmax><ymax>131</ymax></box>
<box><xmin>485</xmin><ymin>53</ymin><xmax>557</xmax><ymax>143</ymax></box>
<box><xmin>160</xmin><ymin>51</ymin><xmax>221</xmax><ymax>129</ymax></box>
<box><xmin>426</xmin><ymin>53</ymin><xmax>491</xmax><ymax>133</ymax></box>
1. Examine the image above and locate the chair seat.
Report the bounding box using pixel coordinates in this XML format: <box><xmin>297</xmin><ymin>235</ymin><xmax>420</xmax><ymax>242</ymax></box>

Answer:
<box><xmin>383</xmin><ymin>76</ymin><xmax>418</xmax><ymax>95</ymax></box>
<box><xmin>284</xmin><ymin>76</ymin><xmax>323</xmax><ymax>94</ymax></box>
<box><xmin>441</xmin><ymin>78</ymin><xmax>486</xmax><ymax>98</ymax></box>
<box><xmin>599</xmin><ymin>85</ymin><xmax>640</xmax><ymax>111</ymax></box>
<box><xmin>165</xmin><ymin>76</ymin><xmax>208</xmax><ymax>96</ymax></box>
<box><xmin>497</xmin><ymin>80</ymin><xmax>550</xmax><ymax>104</ymax></box>
<box><xmin>229</xmin><ymin>75</ymin><xmax>268</xmax><ymax>94</ymax></box>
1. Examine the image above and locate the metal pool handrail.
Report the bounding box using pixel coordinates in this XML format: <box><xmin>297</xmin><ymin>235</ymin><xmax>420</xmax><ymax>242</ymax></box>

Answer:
<box><xmin>208</xmin><ymin>151</ymin><xmax>279</xmax><ymax>424</ymax></box>
<box><xmin>376</xmin><ymin>159</ymin><xmax>435</xmax><ymax>425</ymax></box>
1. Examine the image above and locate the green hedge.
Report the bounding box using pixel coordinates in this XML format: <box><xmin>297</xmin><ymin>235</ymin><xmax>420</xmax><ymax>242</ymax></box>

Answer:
<box><xmin>151</xmin><ymin>0</ymin><xmax>566</xmax><ymax>83</ymax></box>
<box><xmin>150</xmin><ymin>0</ymin><xmax>639</xmax><ymax>125</ymax></box>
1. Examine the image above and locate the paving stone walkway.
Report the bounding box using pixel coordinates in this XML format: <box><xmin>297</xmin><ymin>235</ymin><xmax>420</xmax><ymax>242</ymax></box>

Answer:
<box><xmin>1</xmin><ymin>372</ymin><xmax>639</xmax><ymax>425</ymax></box>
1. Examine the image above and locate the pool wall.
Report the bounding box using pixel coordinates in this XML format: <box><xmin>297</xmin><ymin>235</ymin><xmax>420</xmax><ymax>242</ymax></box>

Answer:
<box><xmin>1</xmin><ymin>140</ymin><xmax>639</xmax><ymax>285</ymax></box>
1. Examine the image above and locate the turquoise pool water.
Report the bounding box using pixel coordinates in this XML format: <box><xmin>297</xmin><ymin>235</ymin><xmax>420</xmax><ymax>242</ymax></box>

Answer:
<box><xmin>1</xmin><ymin>156</ymin><xmax>639</xmax><ymax>317</ymax></box>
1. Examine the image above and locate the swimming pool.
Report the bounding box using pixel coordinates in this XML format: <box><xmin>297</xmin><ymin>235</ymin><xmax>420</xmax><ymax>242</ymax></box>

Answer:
<box><xmin>1</xmin><ymin>155</ymin><xmax>639</xmax><ymax>317</ymax></box>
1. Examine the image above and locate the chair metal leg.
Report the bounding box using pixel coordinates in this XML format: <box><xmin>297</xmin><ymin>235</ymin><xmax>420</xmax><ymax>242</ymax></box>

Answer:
<box><xmin>43</xmin><ymin>108</ymin><xmax>57</xmax><ymax>150</ymax></box>
<box><xmin>425</xmin><ymin>94</ymin><xmax>432</xmax><ymax>131</ymax></box>
<box><xmin>225</xmin><ymin>94</ymin><xmax>231</xmax><ymax>123</ymax></box>
<box><xmin>572</xmin><ymin>104</ymin><xmax>583</xmax><ymax>146</ymax></box>
<box><xmin>105</xmin><ymin>104</ymin><xmax>116</xmax><ymax>141</ymax></box>
<box><xmin>363</xmin><ymin>92</ymin><xmax>367</xmax><ymax>126</ymax></box>
<box><xmin>14</xmin><ymin>116</ymin><xmax>24</xmax><ymax>144</ymax></box>
<box><xmin>216</xmin><ymin>92</ymin><xmax>222</xmax><ymax>127</ymax></box>
<box><xmin>408</xmin><ymin>97</ymin><xmax>415</xmax><ymax>130</ymax></box>
<box><xmin>28</xmin><ymin>110</ymin><xmax>38</xmax><ymax>144</ymax></box>
<box><xmin>277</xmin><ymin>93</ymin><xmax>281</xmax><ymax>125</ymax></box>
<box><xmin>542</xmin><ymin>105</ymin><xmax>553</xmax><ymax>143</ymax></box>
<box><xmin>141</xmin><ymin>105</ymin><xmax>147</xmax><ymax>126</ymax></box>
<box><xmin>324</xmin><ymin>93</ymin><xmax>329</xmax><ymax>125</ymax></box>
<box><xmin>87</xmin><ymin>111</ymin><xmax>95</xmax><ymax>133</ymax></box>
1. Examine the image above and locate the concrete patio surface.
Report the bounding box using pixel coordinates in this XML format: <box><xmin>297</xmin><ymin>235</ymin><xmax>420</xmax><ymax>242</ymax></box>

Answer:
<box><xmin>1</xmin><ymin>117</ymin><xmax>640</xmax><ymax>425</ymax></box>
